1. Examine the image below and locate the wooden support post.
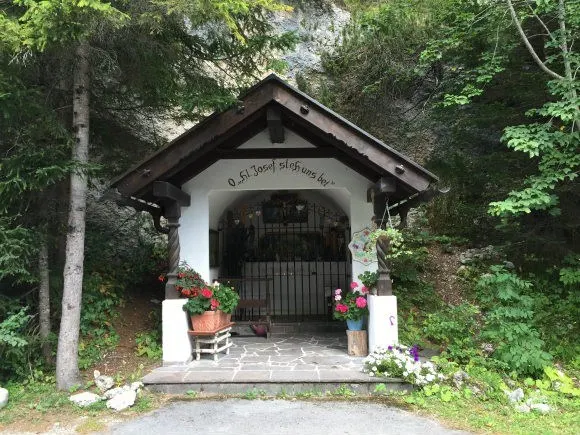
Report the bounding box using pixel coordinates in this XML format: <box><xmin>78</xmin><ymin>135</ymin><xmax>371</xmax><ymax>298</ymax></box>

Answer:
<box><xmin>162</xmin><ymin>202</ymin><xmax>181</xmax><ymax>299</ymax></box>
<box><xmin>376</xmin><ymin>235</ymin><xmax>393</xmax><ymax>296</ymax></box>
<box><xmin>267</xmin><ymin>106</ymin><xmax>285</xmax><ymax>143</ymax></box>
<box><xmin>346</xmin><ymin>330</ymin><xmax>368</xmax><ymax>356</ymax></box>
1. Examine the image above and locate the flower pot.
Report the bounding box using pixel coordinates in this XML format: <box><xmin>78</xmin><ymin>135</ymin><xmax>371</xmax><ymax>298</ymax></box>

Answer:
<box><xmin>190</xmin><ymin>310</ymin><xmax>222</xmax><ymax>332</ymax></box>
<box><xmin>220</xmin><ymin>311</ymin><xmax>232</xmax><ymax>326</ymax></box>
<box><xmin>346</xmin><ymin>318</ymin><xmax>364</xmax><ymax>331</ymax></box>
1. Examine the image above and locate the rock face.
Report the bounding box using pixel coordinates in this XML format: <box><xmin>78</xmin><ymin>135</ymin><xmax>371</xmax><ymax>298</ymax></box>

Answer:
<box><xmin>459</xmin><ymin>245</ymin><xmax>498</xmax><ymax>265</ymax></box>
<box><xmin>452</xmin><ymin>371</ymin><xmax>469</xmax><ymax>389</ymax></box>
<box><xmin>530</xmin><ymin>403</ymin><xmax>551</xmax><ymax>413</ymax></box>
<box><xmin>507</xmin><ymin>388</ymin><xmax>524</xmax><ymax>403</ymax></box>
<box><xmin>103</xmin><ymin>386</ymin><xmax>130</xmax><ymax>400</ymax></box>
<box><xmin>106</xmin><ymin>390</ymin><xmax>137</xmax><ymax>411</ymax></box>
<box><xmin>270</xmin><ymin>1</ymin><xmax>350</xmax><ymax>79</ymax></box>
<box><xmin>70</xmin><ymin>392</ymin><xmax>102</xmax><ymax>407</ymax></box>
<box><xmin>94</xmin><ymin>370</ymin><xmax>115</xmax><ymax>393</ymax></box>
<box><xmin>0</xmin><ymin>387</ymin><xmax>8</xmax><ymax>409</ymax></box>
<box><xmin>130</xmin><ymin>381</ymin><xmax>144</xmax><ymax>392</ymax></box>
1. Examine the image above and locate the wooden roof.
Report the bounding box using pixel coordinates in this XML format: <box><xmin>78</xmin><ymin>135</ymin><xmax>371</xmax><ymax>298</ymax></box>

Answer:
<box><xmin>109</xmin><ymin>74</ymin><xmax>438</xmax><ymax>204</ymax></box>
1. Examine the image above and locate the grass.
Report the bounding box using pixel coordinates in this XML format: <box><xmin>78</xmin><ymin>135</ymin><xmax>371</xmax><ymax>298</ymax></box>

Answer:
<box><xmin>2</xmin><ymin>380</ymin><xmax>578</xmax><ymax>434</ymax></box>
<box><xmin>0</xmin><ymin>381</ymin><xmax>165</xmax><ymax>433</ymax></box>
<box><xmin>409</xmin><ymin>394</ymin><xmax>580</xmax><ymax>435</ymax></box>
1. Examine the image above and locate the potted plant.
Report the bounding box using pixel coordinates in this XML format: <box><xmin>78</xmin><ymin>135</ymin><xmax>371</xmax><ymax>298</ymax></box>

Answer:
<box><xmin>333</xmin><ymin>282</ymin><xmax>369</xmax><ymax>330</ymax></box>
<box><xmin>358</xmin><ymin>271</ymin><xmax>379</xmax><ymax>295</ymax></box>
<box><xmin>175</xmin><ymin>263</ymin><xmax>239</xmax><ymax>331</ymax></box>
<box><xmin>211</xmin><ymin>281</ymin><xmax>240</xmax><ymax>325</ymax></box>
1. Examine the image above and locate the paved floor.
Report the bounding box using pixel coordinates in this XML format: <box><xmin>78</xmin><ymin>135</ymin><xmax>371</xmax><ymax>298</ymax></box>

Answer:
<box><xmin>104</xmin><ymin>399</ymin><xmax>469</xmax><ymax>434</ymax></box>
<box><xmin>144</xmin><ymin>333</ymin><xmax>378</xmax><ymax>384</ymax></box>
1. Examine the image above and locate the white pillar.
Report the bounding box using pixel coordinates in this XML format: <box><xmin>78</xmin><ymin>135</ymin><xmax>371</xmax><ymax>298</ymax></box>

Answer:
<box><xmin>162</xmin><ymin>299</ymin><xmax>192</xmax><ymax>365</ymax></box>
<box><xmin>180</xmin><ymin>188</ymin><xmax>210</xmax><ymax>281</ymax></box>
<box><xmin>368</xmin><ymin>295</ymin><xmax>398</xmax><ymax>351</ymax></box>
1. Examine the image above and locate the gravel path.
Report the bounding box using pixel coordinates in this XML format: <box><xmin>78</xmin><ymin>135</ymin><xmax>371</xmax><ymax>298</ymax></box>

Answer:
<box><xmin>104</xmin><ymin>399</ymin><xmax>468</xmax><ymax>435</ymax></box>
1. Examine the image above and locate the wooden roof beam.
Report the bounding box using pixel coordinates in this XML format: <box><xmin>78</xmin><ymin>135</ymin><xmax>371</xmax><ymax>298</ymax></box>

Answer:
<box><xmin>153</xmin><ymin>181</ymin><xmax>191</xmax><ymax>207</ymax></box>
<box><xmin>273</xmin><ymin>87</ymin><xmax>432</xmax><ymax>192</ymax></box>
<box><xmin>267</xmin><ymin>106</ymin><xmax>285</xmax><ymax>143</ymax></box>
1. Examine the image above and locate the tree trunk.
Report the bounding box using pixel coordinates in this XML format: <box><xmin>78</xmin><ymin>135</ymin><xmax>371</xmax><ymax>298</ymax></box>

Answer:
<box><xmin>38</xmin><ymin>238</ymin><xmax>52</xmax><ymax>365</ymax></box>
<box><xmin>56</xmin><ymin>39</ymin><xmax>90</xmax><ymax>390</ymax></box>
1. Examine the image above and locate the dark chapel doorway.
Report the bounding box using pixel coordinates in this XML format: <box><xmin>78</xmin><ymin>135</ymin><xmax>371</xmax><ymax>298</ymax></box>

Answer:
<box><xmin>219</xmin><ymin>191</ymin><xmax>350</xmax><ymax>322</ymax></box>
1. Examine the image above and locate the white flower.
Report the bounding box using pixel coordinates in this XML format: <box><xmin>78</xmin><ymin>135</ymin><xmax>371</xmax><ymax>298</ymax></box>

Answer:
<box><xmin>426</xmin><ymin>374</ymin><xmax>435</xmax><ymax>382</ymax></box>
<box><xmin>334</xmin><ymin>295</ymin><xmax>342</xmax><ymax>301</ymax></box>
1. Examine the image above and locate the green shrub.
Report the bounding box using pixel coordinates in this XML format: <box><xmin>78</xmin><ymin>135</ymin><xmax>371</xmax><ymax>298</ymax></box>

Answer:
<box><xmin>135</xmin><ymin>330</ymin><xmax>162</xmax><ymax>359</ymax></box>
<box><xmin>0</xmin><ymin>300</ymin><xmax>46</xmax><ymax>381</ymax></box>
<box><xmin>477</xmin><ymin>266</ymin><xmax>552</xmax><ymax>377</ymax></box>
<box><xmin>0</xmin><ymin>306</ymin><xmax>32</xmax><ymax>380</ymax></box>
<box><xmin>423</xmin><ymin>303</ymin><xmax>482</xmax><ymax>365</ymax></box>
<box><xmin>78</xmin><ymin>272</ymin><xmax>122</xmax><ymax>369</ymax></box>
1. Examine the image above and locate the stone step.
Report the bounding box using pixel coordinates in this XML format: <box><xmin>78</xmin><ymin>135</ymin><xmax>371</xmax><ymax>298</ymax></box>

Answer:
<box><xmin>144</xmin><ymin>372</ymin><xmax>410</xmax><ymax>395</ymax></box>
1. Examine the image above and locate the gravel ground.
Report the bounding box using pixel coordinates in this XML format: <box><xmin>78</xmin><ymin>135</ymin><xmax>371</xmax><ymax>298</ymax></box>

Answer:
<box><xmin>103</xmin><ymin>399</ymin><xmax>468</xmax><ymax>435</ymax></box>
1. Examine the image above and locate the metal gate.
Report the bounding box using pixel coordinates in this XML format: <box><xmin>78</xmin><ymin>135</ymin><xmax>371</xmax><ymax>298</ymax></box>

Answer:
<box><xmin>219</xmin><ymin>192</ymin><xmax>350</xmax><ymax>322</ymax></box>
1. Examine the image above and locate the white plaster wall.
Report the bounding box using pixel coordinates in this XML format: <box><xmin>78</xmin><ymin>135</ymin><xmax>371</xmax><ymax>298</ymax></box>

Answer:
<box><xmin>164</xmin><ymin>128</ymin><xmax>381</xmax><ymax>365</ymax></box>
<box><xmin>180</xmin><ymin>128</ymin><xmax>377</xmax><ymax>284</ymax></box>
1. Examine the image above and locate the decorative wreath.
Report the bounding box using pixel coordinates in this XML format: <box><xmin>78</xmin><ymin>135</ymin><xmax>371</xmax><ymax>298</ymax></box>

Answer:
<box><xmin>348</xmin><ymin>227</ymin><xmax>377</xmax><ymax>264</ymax></box>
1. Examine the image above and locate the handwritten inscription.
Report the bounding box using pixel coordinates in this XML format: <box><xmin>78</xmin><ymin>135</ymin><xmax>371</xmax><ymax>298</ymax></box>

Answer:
<box><xmin>227</xmin><ymin>159</ymin><xmax>336</xmax><ymax>188</ymax></box>
<box><xmin>389</xmin><ymin>315</ymin><xmax>396</xmax><ymax>326</ymax></box>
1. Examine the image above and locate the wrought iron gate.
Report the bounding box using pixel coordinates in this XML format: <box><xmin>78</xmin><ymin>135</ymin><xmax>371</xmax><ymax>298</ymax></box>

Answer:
<box><xmin>219</xmin><ymin>192</ymin><xmax>350</xmax><ymax>322</ymax></box>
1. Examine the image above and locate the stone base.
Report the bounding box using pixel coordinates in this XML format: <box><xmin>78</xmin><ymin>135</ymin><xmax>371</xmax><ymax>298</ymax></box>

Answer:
<box><xmin>368</xmin><ymin>295</ymin><xmax>398</xmax><ymax>352</ymax></box>
<box><xmin>162</xmin><ymin>299</ymin><xmax>193</xmax><ymax>365</ymax></box>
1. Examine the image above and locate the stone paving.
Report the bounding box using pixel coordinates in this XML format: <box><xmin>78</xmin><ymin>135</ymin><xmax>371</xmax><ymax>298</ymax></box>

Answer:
<box><xmin>143</xmin><ymin>332</ymin><xmax>384</xmax><ymax>385</ymax></box>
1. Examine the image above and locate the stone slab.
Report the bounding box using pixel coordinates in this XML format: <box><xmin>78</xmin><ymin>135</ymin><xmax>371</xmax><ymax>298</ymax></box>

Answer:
<box><xmin>270</xmin><ymin>370</ymin><xmax>319</xmax><ymax>382</ymax></box>
<box><xmin>183</xmin><ymin>371</ymin><xmax>235</xmax><ymax>383</ymax></box>
<box><xmin>233</xmin><ymin>371</ymin><xmax>272</xmax><ymax>382</ymax></box>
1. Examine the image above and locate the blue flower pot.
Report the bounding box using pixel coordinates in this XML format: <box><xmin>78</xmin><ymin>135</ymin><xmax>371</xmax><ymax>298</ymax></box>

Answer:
<box><xmin>346</xmin><ymin>318</ymin><xmax>364</xmax><ymax>331</ymax></box>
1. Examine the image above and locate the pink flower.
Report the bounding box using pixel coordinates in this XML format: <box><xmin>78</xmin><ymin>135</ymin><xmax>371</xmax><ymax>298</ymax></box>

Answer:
<box><xmin>355</xmin><ymin>297</ymin><xmax>367</xmax><ymax>308</ymax></box>
<box><xmin>201</xmin><ymin>288</ymin><xmax>213</xmax><ymax>298</ymax></box>
<box><xmin>361</xmin><ymin>286</ymin><xmax>369</xmax><ymax>294</ymax></box>
<box><xmin>335</xmin><ymin>304</ymin><xmax>349</xmax><ymax>313</ymax></box>
<box><xmin>335</xmin><ymin>288</ymin><xmax>342</xmax><ymax>295</ymax></box>
<box><xmin>210</xmin><ymin>298</ymin><xmax>220</xmax><ymax>310</ymax></box>
<box><xmin>350</xmin><ymin>282</ymin><xmax>358</xmax><ymax>289</ymax></box>
<box><xmin>334</xmin><ymin>295</ymin><xmax>341</xmax><ymax>301</ymax></box>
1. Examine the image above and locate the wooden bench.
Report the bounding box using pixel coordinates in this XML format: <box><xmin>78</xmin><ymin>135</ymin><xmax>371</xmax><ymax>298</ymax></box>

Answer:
<box><xmin>219</xmin><ymin>277</ymin><xmax>272</xmax><ymax>339</ymax></box>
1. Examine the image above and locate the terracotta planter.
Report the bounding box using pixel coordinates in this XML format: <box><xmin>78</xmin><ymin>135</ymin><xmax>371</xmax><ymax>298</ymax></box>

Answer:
<box><xmin>190</xmin><ymin>310</ymin><xmax>222</xmax><ymax>332</ymax></box>
<box><xmin>220</xmin><ymin>312</ymin><xmax>232</xmax><ymax>326</ymax></box>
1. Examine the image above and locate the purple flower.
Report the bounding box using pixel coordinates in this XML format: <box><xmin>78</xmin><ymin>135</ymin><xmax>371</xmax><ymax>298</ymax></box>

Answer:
<box><xmin>387</xmin><ymin>345</ymin><xmax>393</xmax><ymax>350</ymax></box>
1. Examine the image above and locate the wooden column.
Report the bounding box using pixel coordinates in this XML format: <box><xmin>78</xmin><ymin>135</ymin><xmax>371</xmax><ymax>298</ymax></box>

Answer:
<box><xmin>164</xmin><ymin>204</ymin><xmax>181</xmax><ymax>299</ymax></box>
<box><xmin>376</xmin><ymin>235</ymin><xmax>393</xmax><ymax>296</ymax></box>
<box><xmin>152</xmin><ymin>181</ymin><xmax>191</xmax><ymax>300</ymax></box>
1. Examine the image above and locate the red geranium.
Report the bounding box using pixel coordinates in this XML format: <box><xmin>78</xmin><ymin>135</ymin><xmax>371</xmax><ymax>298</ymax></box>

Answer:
<box><xmin>201</xmin><ymin>288</ymin><xmax>213</xmax><ymax>298</ymax></box>
<box><xmin>333</xmin><ymin>284</ymin><xmax>369</xmax><ymax>321</ymax></box>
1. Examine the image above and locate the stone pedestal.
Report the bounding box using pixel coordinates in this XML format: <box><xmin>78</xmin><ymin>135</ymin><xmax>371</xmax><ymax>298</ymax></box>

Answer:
<box><xmin>368</xmin><ymin>295</ymin><xmax>398</xmax><ymax>352</ymax></box>
<box><xmin>162</xmin><ymin>299</ymin><xmax>193</xmax><ymax>366</ymax></box>
<box><xmin>346</xmin><ymin>330</ymin><xmax>368</xmax><ymax>356</ymax></box>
